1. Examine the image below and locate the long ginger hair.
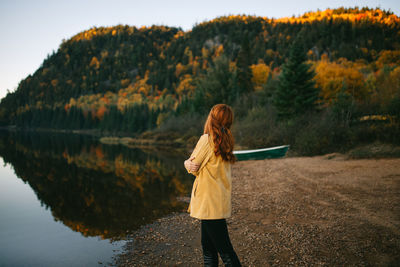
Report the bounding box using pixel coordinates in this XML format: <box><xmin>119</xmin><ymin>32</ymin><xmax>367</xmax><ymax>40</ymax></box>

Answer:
<box><xmin>203</xmin><ymin>104</ymin><xmax>236</xmax><ymax>163</ymax></box>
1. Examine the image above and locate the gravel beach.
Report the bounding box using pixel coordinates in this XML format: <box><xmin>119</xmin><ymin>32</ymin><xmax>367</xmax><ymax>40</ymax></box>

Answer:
<box><xmin>114</xmin><ymin>154</ymin><xmax>400</xmax><ymax>266</ymax></box>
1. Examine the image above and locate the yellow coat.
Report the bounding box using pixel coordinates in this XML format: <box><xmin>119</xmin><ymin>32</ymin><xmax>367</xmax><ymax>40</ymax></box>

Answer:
<box><xmin>185</xmin><ymin>134</ymin><xmax>232</xmax><ymax>219</ymax></box>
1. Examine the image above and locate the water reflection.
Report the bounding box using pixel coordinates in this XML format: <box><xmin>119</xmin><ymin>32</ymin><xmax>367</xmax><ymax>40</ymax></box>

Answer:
<box><xmin>0</xmin><ymin>131</ymin><xmax>192</xmax><ymax>241</ymax></box>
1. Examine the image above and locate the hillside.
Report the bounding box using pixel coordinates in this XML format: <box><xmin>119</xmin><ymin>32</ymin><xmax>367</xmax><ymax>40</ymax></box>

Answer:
<box><xmin>0</xmin><ymin>7</ymin><xmax>399</xmax><ymax>154</ymax></box>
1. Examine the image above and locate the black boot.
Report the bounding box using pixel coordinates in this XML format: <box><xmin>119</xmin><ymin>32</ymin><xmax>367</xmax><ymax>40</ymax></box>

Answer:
<box><xmin>220</xmin><ymin>252</ymin><xmax>242</xmax><ymax>267</ymax></box>
<box><xmin>203</xmin><ymin>249</ymin><xmax>218</xmax><ymax>267</ymax></box>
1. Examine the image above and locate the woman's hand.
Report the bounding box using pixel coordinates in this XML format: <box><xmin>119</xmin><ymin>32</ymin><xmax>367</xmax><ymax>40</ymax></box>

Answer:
<box><xmin>184</xmin><ymin>156</ymin><xmax>200</xmax><ymax>172</ymax></box>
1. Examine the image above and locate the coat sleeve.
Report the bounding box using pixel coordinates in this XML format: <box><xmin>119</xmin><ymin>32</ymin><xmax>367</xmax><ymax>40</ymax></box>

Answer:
<box><xmin>186</xmin><ymin>134</ymin><xmax>212</xmax><ymax>176</ymax></box>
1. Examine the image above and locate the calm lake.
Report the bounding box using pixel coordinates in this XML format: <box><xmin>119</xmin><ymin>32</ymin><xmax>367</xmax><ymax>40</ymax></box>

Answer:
<box><xmin>0</xmin><ymin>130</ymin><xmax>192</xmax><ymax>266</ymax></box>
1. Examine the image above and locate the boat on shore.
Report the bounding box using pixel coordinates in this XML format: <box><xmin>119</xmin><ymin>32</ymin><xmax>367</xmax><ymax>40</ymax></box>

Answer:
<box><xmin>233</xmin><ymin>145</ymin><xmax>289</xmax><ymax>161</ymax></box>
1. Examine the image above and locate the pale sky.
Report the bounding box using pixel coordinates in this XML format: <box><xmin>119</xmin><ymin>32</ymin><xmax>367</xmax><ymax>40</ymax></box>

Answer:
<box><xmin>0</xmin><ymin>0</ymin><xmax>399</xmax><ymax>100</ymax></box>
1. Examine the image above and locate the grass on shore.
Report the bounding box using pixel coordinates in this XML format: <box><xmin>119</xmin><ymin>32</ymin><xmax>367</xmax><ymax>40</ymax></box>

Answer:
<box><xmin>347</xmin><ymin>142</ymin><xmax>400</xmax><ymax>159</ymax></box>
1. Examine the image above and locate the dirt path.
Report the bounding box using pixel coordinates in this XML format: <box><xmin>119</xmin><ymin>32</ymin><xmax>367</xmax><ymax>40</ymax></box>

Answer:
<box><xmin>115</xmin><ymin>154</ymin><xmax>400</xmax><ymax>266</ymax></box>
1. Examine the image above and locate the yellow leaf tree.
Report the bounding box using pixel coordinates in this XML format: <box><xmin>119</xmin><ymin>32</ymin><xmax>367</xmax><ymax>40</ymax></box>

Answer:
<box><xmin>251</xmin><ymin>62</ymin><xmax>270</xmax><ymax>91</ymax></box>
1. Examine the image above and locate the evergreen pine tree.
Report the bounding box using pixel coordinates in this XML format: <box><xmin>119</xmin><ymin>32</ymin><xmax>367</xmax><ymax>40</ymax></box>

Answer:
<box><xmin>236</xmin><ymin>33</ymin><xmax>253</xmax><ymax>94</ymax></box>
<box><xmin>274</xmin><ymin>34</ymin><xmax>318</xmax><ymax>119</ymax></box>
<box><xmin>195</xmin><ymin>55</ymin><xmax>238</xmax><ymax>110</ymax></box>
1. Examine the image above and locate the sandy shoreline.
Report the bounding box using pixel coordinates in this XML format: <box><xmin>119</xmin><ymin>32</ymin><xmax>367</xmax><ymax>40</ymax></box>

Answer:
<box><xmin>114</xmin><ymin>154</ymin><xmax>400</xmax><ymax>266</ymax></box>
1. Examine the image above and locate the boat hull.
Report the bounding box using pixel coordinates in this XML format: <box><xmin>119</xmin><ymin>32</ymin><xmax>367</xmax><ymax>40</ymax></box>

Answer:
<box><xmin>233</xmin><ymin>145</ymin><xmax>289</xmax><ymax>161</ymax></box>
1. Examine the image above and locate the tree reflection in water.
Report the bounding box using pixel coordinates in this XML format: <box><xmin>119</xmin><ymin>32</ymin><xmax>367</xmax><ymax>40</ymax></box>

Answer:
<box><xmin>0</xmin><ymin>131</ymin><xmax>192</xmax><ymax>241</ymax></box>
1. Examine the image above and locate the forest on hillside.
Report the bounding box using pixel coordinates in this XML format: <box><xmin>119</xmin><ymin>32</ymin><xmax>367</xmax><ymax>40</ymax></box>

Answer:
<box><xmin>0</xmin><ymin>7</ymin><xmax>399</xmax><ymax>155</ymax></box>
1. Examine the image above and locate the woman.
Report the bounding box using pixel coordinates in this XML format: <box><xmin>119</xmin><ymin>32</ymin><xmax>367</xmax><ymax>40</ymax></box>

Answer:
<box><xmin>184</xmin><ymin>104</ymin><xmax>241</xmax><ymax>267</ymax></box>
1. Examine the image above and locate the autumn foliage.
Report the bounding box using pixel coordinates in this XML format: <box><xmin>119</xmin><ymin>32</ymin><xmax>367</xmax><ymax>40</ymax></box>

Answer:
<box><xmin>0</xmin><ymin>6</ymin><xmax>398</xmax><ymax>143</ymax></box>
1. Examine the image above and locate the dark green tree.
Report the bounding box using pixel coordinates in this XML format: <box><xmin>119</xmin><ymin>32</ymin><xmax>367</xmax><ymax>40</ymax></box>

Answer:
<box><xmin>331</xmin><ymin>82</ymin><xmax>355</xmax><ymax>127</ymax></box>
<box><xmin>236</xmin><ymin>33</ymin><xmax>253</xmax><ymax>94</ymax></box>
<box><xmin>194</xmin><ymin>55</ymin><xmax>238</xmax><ymax>111</ymax></box>
<box><xmin>274</xmin><ymin>35</ymin><xmax>318</xmax><ymax>119</ymax></box>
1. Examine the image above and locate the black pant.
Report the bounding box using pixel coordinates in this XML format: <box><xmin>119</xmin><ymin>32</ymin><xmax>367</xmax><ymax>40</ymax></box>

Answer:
<box><xmin>201</xmin><ymin>219</ymin><xmax>241</xmax><ymax>267</ymax></box>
